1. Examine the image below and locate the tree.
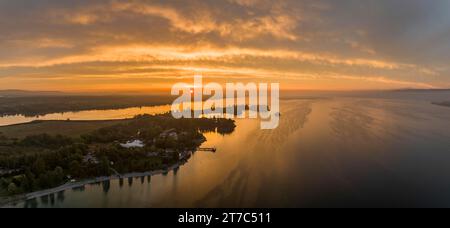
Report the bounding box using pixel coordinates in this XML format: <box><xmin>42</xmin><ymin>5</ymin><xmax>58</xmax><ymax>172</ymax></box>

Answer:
<box><xmin>20</xmin><ymin>176</ymin><xmax>32</xmax><ymax>192</ymax></box>
<box><xmin>99</xmin><ymin>157</ymin><xmax>111</xmax><ymax>175</ymax></box>
<box><xmin>24</xmin><ymin>169</ymin><xmax>37</xmax><ymax>191</ymax></box>
<box><xmin>7</xmin><ymin>182</ymin><xmax>19</xmax><ymax>194</ymax></box>
<box><xmin>69</xmin><ymin>160</ymin><xmax>82</xmax><ymax>177</ymax></box>
<box><xmin>52</xmin><ymin>167</ymin><xmax>65</xmax><ymax>184</ymax></box>
<box><xmin>37</xmin><ymin>173</ymin><xmax>47</xmax><ymax>188</ymax></box>
<box><xmin>32</xmin><ymin>158</ymin><xmax>46</xmax><ymax>176</ymax></box>
<box><xmin>0</xmin><ymin>177</ymin><xmax>9</xmax><ymax>188</ymax></box>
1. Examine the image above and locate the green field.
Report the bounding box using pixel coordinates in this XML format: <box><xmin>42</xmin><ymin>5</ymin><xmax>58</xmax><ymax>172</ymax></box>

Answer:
<box><xmin>0</xmin><ymin>119</ymin><xmax>131</xmax><ymax>139</ymax></box>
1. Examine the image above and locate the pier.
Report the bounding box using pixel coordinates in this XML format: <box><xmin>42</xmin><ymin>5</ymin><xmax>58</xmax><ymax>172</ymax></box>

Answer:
<box><xmin>197</xmin><ymin>147</ymin><xmax>217</xmax><ymax>152</ymax></box>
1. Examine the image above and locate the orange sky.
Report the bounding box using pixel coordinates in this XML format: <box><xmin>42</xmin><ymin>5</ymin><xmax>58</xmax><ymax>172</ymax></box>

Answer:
<box><xmin>0</xmin><ymin>0</ymin><xmax>449</xmax><ymax>93</ymax></box>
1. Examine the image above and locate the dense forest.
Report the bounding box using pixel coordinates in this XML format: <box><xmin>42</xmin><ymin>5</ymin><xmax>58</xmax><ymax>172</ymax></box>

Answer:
<box><xmin>0</xmin><ymin>114</ymin><xmax>235</xmax><ymax>196</ymax></box>
<box><xmin>0</xmin><ymin>96</ymin><xmax>174</xmax><ymax>117</ymax></box>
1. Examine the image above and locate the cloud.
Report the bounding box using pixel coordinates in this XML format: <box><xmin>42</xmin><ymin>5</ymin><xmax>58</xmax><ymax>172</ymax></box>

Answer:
<box><xmin>0</xmin><ymin>44</ymin><xmax>413</xmax><ymax>71</ymax></box>
<box><xmin>109</xmin><ymin>1</ymin><xmax>300</xmax><ymax>41</ymax></box>
<box><xmin>0</xmin><ymin>0</ymin><xmax>449</xmax><ymax>91</ymax></box>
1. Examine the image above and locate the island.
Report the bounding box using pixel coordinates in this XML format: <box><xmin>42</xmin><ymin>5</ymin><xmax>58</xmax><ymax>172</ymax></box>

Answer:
<box><xmin>0</xmin><ymin>114</ymin><xmax>235</xmax><ymax>204</ymax></box>
<box><xmin>433</xmin><ymin>101</ymin><xmax>450</xmax><ymax>108</ymax></box>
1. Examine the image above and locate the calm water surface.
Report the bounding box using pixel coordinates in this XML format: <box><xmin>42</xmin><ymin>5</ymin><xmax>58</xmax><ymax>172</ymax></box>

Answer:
<box><xmin>0</xmin><ymin>105</ymin><xmax>172</xmax><ymax>126</ymax></box>
<box><xmin>7</xmin><ymin>93</ymin><xmax>450</xmax><ymax>208</ymax></box>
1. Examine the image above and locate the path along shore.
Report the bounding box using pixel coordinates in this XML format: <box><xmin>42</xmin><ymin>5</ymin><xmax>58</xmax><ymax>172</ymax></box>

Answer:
<box><xmin>0</xmin><ymin>163</ymin><xmax>183</xmax><ymax>208</ymax></box>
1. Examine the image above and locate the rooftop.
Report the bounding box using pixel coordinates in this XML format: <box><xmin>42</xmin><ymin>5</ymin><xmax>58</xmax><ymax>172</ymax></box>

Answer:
<box><xmin>120</xmin><ymin>140</ymin><xmax>145</xmax><ymax>148</ymax></box>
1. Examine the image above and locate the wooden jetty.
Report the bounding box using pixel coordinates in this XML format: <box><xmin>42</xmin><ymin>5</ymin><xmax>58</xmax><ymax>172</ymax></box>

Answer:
<box><xmin>197</xmin><ymin>147</ymin><xmax>217</xmax><ymax>152</ymax></box>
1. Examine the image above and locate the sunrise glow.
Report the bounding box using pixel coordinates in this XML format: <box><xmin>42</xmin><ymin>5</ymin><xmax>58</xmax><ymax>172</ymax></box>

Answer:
<box><xmin>0</xmin><ymin>0</ymin><xmax>449</xmax><ymax>92</ymax></box>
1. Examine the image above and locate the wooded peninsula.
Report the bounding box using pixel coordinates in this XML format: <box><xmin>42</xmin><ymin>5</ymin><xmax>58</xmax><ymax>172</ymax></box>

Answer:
<box><xmin>0</xmin><ymin>114</ymin><xmax>235</xmax><ymax>197</ymax></box>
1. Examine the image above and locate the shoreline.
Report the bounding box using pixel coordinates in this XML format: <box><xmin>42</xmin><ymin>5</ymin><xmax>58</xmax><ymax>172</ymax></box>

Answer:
<box><xmin>0</xmin><ymin>162</ymin><xmax>184</xmax><ymax>208</ymax></box>
<box><xmin>0</xmin><ymin>118</ymin><xmax>133</xmax><ymax>128</ymax></box>
<box><xmin>0</xmin><ymin>103</ymin><xmax>172</xmax><ymax>127</ymax></box>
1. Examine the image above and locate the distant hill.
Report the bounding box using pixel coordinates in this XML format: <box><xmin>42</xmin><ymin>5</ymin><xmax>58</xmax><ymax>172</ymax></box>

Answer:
<box><xmin>392</xmin><ymin>88</ymin><xmax>450</xmax><ymax>92</ymax></box>
<box><xmin>0</xmin><ymin>90</ymin><xmax>64</xmax><ymax>97</ymax></box>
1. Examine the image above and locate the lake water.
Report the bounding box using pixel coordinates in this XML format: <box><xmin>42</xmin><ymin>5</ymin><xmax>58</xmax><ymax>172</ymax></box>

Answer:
<box><xmin>6</xmin><ymin>92</ymin><xmax>450</xmax><ymax>208</ymax></box>
<box><xmin>0</xmin><ymin>105</ymin><xmax>172</xmax><ymax>126</ymax></box>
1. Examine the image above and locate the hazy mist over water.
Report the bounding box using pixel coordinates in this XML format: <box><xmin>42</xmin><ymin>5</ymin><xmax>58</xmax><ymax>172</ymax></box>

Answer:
<box><xmin>8</xmin><ymin>91</ymin><xmax>450</xmax><ymax>208</ymax></box>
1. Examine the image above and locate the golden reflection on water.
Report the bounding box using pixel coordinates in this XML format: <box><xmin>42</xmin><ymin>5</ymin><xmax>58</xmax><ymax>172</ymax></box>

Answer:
<box><xmin>12</xmin><ymin>97</ymin><xmax>450</xmax><ymax>208</ymax></box>
<box><xmin>0</xmin><ymin>105</ymin><xmax>172</xmax><ymax>126</ymax></box>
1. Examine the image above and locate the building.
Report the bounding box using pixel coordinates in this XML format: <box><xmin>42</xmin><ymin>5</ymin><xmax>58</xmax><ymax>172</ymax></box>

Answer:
<box><xmin>120</xmin><ymin>140</ymin><xmax>145</xmax><ymax>148</ymax></box>
<box><xmin>83</xmin><ymin>153</ymin><xmax>99</xmax><ymax>164</ymax></box>
<box><xmin>159</xmin><ymin>129</ymin><xmax>178</xmax><ymax>140</ymax></box>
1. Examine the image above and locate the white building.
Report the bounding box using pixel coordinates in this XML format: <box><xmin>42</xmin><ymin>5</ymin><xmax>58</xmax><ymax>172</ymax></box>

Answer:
<box><xmin>120</xmin><ymin>140</ymin><xmax>145</xmax><ymax>148</ymax></box>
